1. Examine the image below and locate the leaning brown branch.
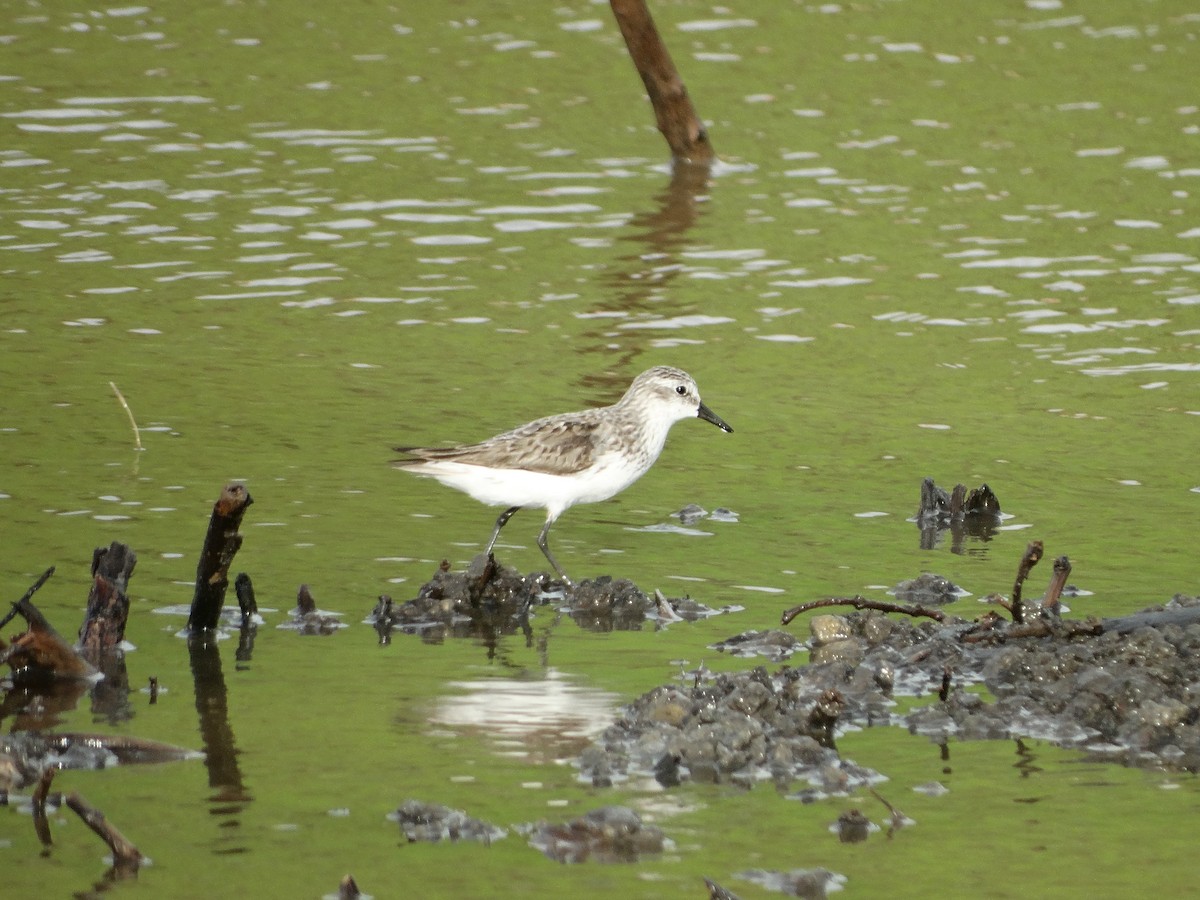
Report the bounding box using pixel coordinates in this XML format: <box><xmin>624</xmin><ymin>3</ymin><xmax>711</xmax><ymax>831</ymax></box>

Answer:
<box><xmin>781</xmin><ymin>595</ymin><xmax>946</xmax><ymax>626</ymax></box>
<box><xmin>609</xmin><ymin>0</ymin><xmax>715</xmax><ymax>165</ymax></box>
<box><xmin>66</xmin><ymin>791</ymin><xmax>144</xmax><ymax>870</ymax></box>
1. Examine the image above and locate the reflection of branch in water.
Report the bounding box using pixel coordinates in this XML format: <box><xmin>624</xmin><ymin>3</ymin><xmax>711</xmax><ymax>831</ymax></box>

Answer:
<box><xmin>619</xmin><ymin>162</ymin><xmax>712</xmax><ymax>258</ymax></box>
<box><xmin>577</xmin><ymin>165</ymin><xmax>714</xmax><ymax>384</ymax></box>
<box><xmin>187</xmin><ymin>633</ymin><xmax>251</xmax><ymax>812</ymax></box>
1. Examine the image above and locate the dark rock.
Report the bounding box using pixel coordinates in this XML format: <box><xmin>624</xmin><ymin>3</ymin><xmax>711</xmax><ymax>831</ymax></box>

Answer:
<box><xmin>523</xmin><ymin>805</ymin><xmax>667</xmax><ymax>863</ymax></box>
<box><xmin>389</xmin><ymin>799</ymin><xmax>505</xmax><ymax>844</ymax></box>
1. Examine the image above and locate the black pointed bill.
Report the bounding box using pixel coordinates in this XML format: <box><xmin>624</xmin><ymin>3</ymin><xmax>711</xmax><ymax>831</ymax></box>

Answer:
<box><xmin>697</xmin><ymin>402</ymin><xmax>733</xmax><ymax>433</ymax></box>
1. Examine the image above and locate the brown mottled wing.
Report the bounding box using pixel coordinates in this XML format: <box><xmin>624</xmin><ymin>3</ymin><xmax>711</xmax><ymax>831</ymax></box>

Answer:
<box><xmin>398</xmin><ymin>414</ymin><xmax>602</xmax><ymax>476</ymax></box>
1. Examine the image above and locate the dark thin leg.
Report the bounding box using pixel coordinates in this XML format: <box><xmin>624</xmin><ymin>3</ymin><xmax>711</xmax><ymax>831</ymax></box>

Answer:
<box><xmin>536</xmin><ymin>516</ymin><xmax>573</xmax><ymax>587</ymax></box>
<box><xmin>485</xmin><ymin>506</ymin><xmax>521</xmax><ymax>556</ymax></box>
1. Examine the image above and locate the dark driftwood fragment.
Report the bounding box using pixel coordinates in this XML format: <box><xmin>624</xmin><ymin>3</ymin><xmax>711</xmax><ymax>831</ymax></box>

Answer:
<box><xmin>1011</xmin><ymin>540</ymin><xmax>1044</xmax><ymax>624</ymax></box>
<box><xmin>79</xmin><ymin>541</ymin><xmax>137</xmax><ymax>652</ymax></box>
<box><xmin>0</xmin><ymin>597</ymin><xmax>96</xmax><ymax>682</ymax></box>
<box><xmin>66</xmin><ymin>791</ymin><xmax>144</xmax><ymax>868</ymax></box>
<box><xmin>234</xmin><ymin>573</ymin><xmax>258</xmax><ymax>665</ymax></box>
<box><xmin>964</xmin><ymin>484</ymin><xmax>1001</xmax><ymax>517</ymax></box>
<box><xmin>296</xmin><ymin>584</ymin><xmax>316</xmax><ymax>615</ymax></box>
<box><xmin>781</xmin><ymin>595</ymin><xmax>945</xmax><ymax>626</ymax></box>
<box><xmin>338</xmin><ymin>874</ymin><xmax>362</xmax><ymax>899</ymax></box>
<box><xmin>609</xmin><ymin>0</ymin><xmax>714</xmax><ymax>165</ymax></box>
<box><xmin>234</xmin><ymin>572</ymin><xmax>257</xmax><ymax>622</ymax></box>
<box><xmin>187</xmin><ymin>483</ymin><xmax>253</xmax><ymax>631</ymax></box>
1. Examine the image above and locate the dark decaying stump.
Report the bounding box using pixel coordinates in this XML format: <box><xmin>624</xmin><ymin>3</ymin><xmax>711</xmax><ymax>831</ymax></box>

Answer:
<box><xmin>610</xmin><ymin>0</ymin><xmax>714</xmax><ymax>165</ymax></box>
<box><xmin>79</xmin><ymin>542</ymin><xmax>137</xmax><ymax>652</ymax></box>
<box><xmin>187</xmin><ymin>483</ymin><xmax>253</xmax><ymax>632</ymax></box>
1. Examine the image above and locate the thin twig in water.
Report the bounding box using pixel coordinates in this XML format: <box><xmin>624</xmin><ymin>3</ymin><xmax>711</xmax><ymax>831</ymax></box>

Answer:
<box><xmin>109</xmin><ymin>381</ymin><xmax>143</xmax><ymax>451</ymax></box>
<box><xmin>781</xmin><ymin>595</ymin><xmax>945</xmax><ymax>626</ymax></box>
<box><xmin>0</xmin><ymin>565</ymin><xmax>55</xmax><ymax>631</ymax></box>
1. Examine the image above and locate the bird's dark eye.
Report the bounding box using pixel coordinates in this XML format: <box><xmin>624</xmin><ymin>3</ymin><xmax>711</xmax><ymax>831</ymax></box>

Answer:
<box><xmin>675</xmin><ymin>385</ymin><xmax>687</xmax><ymax>395</ymax></box>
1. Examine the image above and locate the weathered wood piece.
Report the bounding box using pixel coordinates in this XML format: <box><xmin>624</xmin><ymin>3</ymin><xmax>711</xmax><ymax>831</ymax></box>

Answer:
<box><xmin>187</xmin><ymin>484</ymin><xmax>253</xmax><ymax>631</ymax></box>
<box><xmin>609</xmin><ymin>0</ymin><xmax>714</xmax><ymax>165</ymax></box>
<box><xmin>79</xmin><ymin>541</ymin><xmax>137</xmax><ymax>652</ymax></box>
<box><xmin>234</xmin><ymin>572</ymin><xmax>257</xmax><ymax>622</ymax></box>
<box><xmin>1011</xmin><ymin>540</ymin><xmax>1044</xmax><ymax>624</ymax></box>
<box><xmin>66</xmin><ymin>791</ymin><xmax>144</xmax><ymax>869</ymax></box>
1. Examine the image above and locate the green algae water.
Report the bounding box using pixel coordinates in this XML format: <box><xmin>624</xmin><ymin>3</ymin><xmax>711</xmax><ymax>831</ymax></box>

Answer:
<box><xmin>2</xmin><ymin>1</ymin><xmax>1198</xmax><ymax>896</ymax></box>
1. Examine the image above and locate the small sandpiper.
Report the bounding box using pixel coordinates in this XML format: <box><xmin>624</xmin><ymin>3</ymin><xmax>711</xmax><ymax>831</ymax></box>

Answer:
<box><xmin>395</xmin><ymin>365</ymin><xmax>733</xmax><ymax>586</ymax></box>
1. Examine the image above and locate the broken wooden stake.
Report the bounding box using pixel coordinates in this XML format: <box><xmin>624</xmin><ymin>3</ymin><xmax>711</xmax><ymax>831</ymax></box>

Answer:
<box><xmin>79</xmin><ymin>542</ymin><xmax>137</xmax><ymax>653</ymax></box>
<box><xmin>1011</xmin><ymin>540</ymin><xmax>1044</xmax><ymax>624</ymax></box>
<box><xmin>187</xmin><ymin>484</ymin><xmax>253</xmax><ymax>632</ymax></box>
<box><xmin>1043</xmin><ymin>555</ymin><xmax>1072</xmax><ymax>612</ymax></box>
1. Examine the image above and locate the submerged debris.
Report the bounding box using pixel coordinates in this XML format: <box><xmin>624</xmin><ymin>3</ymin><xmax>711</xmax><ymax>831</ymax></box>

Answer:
<box><xmin>891</xmin><ymin>573</ymin><xmax>963</xmax><ymax>606</ymax></box>
<box><xmin>523</xmin><ymin>805</ymin><xmax>668</xmax><ymax>863</ymax></box>
<box><xmin>277</xmin><ymin>584</ymin><xmax>346</xmax><ymax>634</ymax></box>
<box><xmin>0</xmin><ymin>731</ymin><xmax>200</xmax><ymax>791</ymax></box>
<box><xmin>371</xmin><ymin>555</ymin><xmax>737</xmax><ymax>641</ymax></box>
<box><xmin>389</xmin><ymin>799</ymin><xmax>506</xmax><ymax>844</ymax></box>
<box><xmin>914</xmin><ymin>477</ymin><xmax>1002</xmax><ymax>550</ymax></box>
<box><xmin>704</xmin><ymin>877</ymin><xmax>743</xmax><ymax>900</ymax></box>
<box><xmin>710</xmin><ymin>629</ymin><xmax>806</xmax><ymax>662</ymax></box>
<box><xmin>735</xmin><ymin>867</ymin><xmax>846</xmax><ymax>899</ymax></box>
<box><xmin>831</xmin><ymin>808</ymin><xmax>874</xmax><ymax>843</ymax></box>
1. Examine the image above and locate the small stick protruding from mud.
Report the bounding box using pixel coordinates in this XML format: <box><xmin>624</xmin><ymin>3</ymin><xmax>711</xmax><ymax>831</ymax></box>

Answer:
<box><xmin>782</xmin><ymin>595</ymin><xmax>945</xmax><ymax>626</ymax></box>
<box><xmin>1043</xmin><ymin>555</ymin><xmax>1072</xmax><ymax>612</ymax></box>
<box><xmin>373</xmin><ymin>595</ymin><xmax>394</xmax><ymax>645</ymax></box>
<box><xmin>1011</xmin><ymin>540</ymin><xmax>1044</xmax><ymax>624</ymax></box>
<box><xmin>66</xmin><ymin>791</ymin><xmax>144</xmax><ymax>869</ymax></box>
<box><xmin>109</xmin><ymin>381</ymin><xmax>143</xmax><ymax>451</ymax></box>
<box><xmin>939</xmin><ymin>665</ymin><xmax>952</xmax><ymax>702</ymax></box>
<box><xmin>148</xmin><ymin>675</ymin><xmax>159</xmax><ymax>704</ymax></box>
<box><xmin>868</xmin><ymin>787</ymin><xmax>910</xmax><ymax>838</ymax></box>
